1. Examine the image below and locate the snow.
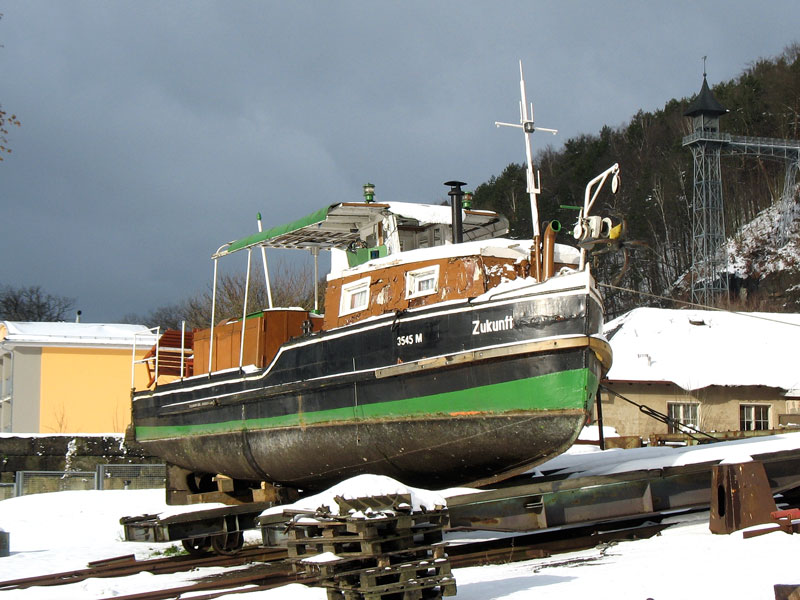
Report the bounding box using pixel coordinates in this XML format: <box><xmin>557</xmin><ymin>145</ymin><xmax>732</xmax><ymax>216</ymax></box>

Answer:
<box><xmin>0</xmin><ymin>321</ymin><xmax>157</xmax><ymax>348</ymax></box>
<box><xmin>472</xmin><ymin>266</ymin><xmax>590</xmax><ymax>302</ymax></box>
<box><xmin>604</xmin><ymin>306</ymin><xmax>800</xmax><ymax>392</ymax></box>
<box><xmin>2</xmin><ymin>436</ymin><xmax>800</xmax><ymax>598</ymax></box>
<box><xmin>726</xmin><ymin>197</ymin><xmax>800</xmax><ymax>282</ymax></box>
<box><xmin>534</xmin><ymin>430</ymin><xmax>800</xmax><ymax>478</ymax></box>
<box><xmin>384</xmin><ymin>202</ymin><xmax>495</xmax><ymax>227</ymax></box>
<box><xmin>260</xmin><ymin>473</ymin><xmax>448</xmax><ymax>518</ymax></box>
<box><xmin>331</xmin><ymin>237</ymin><xmax>579</xmax><ymax>279</ymax></box>
<box><xmin>453</xmin><ymin>512</ymin><xmax>798</xmax><ymax>599</ymax></box>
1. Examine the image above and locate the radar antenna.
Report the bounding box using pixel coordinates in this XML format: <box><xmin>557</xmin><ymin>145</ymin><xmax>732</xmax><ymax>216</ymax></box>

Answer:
<box><xmin>495</xmin><ymin>60</ymin><xmax>558</xmax><ymax>238</ymax></box>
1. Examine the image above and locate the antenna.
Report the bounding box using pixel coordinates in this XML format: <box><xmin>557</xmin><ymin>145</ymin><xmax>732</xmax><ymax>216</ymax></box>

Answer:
<box><xmin>495</xmin><ymin>60</ymin><xmax>558</xmax><ymax>238</ymax></box>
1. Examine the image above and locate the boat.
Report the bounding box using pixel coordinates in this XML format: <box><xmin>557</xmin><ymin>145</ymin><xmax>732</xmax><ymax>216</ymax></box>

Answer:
<box><xmin>130</xmin><ymin>63</ymin><xmax>618</xmax><ymax>500</ymax></box>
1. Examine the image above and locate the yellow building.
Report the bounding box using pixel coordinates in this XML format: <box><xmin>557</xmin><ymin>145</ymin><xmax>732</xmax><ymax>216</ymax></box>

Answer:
<box><xmin>0</xmin><ymin>321</ymin><xmax>157</xmax><ymax>433</ymax></box>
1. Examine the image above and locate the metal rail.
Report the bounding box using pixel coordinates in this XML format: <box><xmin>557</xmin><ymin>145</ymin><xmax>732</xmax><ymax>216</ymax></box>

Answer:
<box><xmin>0</xmin><ymin>546</ymin><xmax>286</xmax><ymax>591</ymax></box>
<box><xmin>447</xmin><ymin>450</ymin><xmax>800</xmax><ymax>533</ymax></box>
<box><xmin>0</xmin><ymin>520</ymin><xmax>668</xmax><ymax>600</ymax></box>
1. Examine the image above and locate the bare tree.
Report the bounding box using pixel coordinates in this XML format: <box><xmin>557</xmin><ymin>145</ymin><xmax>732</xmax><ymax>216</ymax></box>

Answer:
<box><xmin>0</xmin><ymin>285</ymin><xmax>75</xmax><ymax>321</ymax></box>
<box><xmin>0</xmin><ymin>15</ymin><xmax>21</xmax><ymax>162</ymax></box>
<box><xmin>183</xmin><ymin>262</ymin><xmax>319</xmax><ymax>330</ymax></box>
<box><xmin>0</xmin><ymin>104</ymin><xmax>19</xmax><ymax>161</ymax></box>
<box><xmin>127</xmin><ymin>260</ymin><xmax>322</xmax><ymax>331</ymax></box>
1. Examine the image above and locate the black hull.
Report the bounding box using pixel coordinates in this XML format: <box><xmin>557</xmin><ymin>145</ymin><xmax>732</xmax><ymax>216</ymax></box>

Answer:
<box><xmin>133</xmin><ymin>272</ymin><xmax>609</xmax><ymax>490</ymax></box>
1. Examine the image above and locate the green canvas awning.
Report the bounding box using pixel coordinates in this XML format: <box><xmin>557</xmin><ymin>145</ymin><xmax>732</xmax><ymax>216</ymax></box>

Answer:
<box><xmin>214</xmin><ymin>201</ymin><xmax>508</xmax><ymax>258</ymax></box>
<box><xmin>215</xmin><ymin>203</ymin><xmax>392</xmax><ymax>257</ymax></box>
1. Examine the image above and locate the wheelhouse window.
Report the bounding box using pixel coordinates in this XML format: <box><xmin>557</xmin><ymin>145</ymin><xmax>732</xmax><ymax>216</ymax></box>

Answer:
<box><xmin>405</xmin><ymin>265</ymin><xmax>440</xmax><ymax>300</ymax></box>
<box><xmin>339</xmin><ymin>277</ymin><xmax>371</xmax><ymax>316</ymax></box>
<box><xmin>667</xmin><ymin>402</ymin><xmax>699</xmax><ymax>434</ymax></box>
<box><xmin>740</xmin><ymin>404</ymin><xmax>770</xmax><ymax>431</ymax></box>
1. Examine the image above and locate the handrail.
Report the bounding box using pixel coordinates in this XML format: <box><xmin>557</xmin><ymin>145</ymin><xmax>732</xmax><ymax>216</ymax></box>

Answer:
<box><xmin>131</xmin><ymin>326</ymin><xmax>161</xmax><ymax>390</ymax></box>
<box><xmin>180</xmin><ymin>320</ymin><xmax>186</xmax><ymax>381</ymax></box>
<box><xmin>133</xmin><ymin>326</ymin><xmax>195</xmax><ymax>389</ymax></box>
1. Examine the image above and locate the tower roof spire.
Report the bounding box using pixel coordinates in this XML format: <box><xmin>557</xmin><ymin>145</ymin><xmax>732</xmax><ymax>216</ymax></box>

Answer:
<box><xmin>684</xmin><ymin>72</ymin><xmax>727</xmax><ymax>118</ymax></box>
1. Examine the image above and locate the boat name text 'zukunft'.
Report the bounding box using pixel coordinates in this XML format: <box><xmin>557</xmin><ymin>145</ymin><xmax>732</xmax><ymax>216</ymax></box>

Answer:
<box><xmin>472</xmin><ymin>315</ymin><xmax>514</xmax><ymax>335</ymax></box>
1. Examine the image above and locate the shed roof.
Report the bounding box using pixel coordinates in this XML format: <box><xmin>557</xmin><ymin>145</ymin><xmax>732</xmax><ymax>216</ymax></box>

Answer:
<box><xmin>604</xmin><ymin>307</ymin><xmax>800</xmax><ymax>393</ymax></box>
<box><xmin>0</xmin><ymin>321</ymin><xmax>157</xmax><ymax>349</ymax></box>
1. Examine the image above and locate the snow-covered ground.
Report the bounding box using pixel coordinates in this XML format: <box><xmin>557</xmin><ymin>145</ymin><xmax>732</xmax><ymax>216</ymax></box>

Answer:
<box><xmin>2</xmin><ymin>435</ymin><xmax>800</xmax><ymax>599</ymax></box>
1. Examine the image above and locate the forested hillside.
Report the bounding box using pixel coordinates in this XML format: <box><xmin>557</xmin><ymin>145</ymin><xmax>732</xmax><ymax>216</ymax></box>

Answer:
<box><xmin>473</xmin><ymin>44</ymin><xmax>800</xmax><ymax>318</ymax></box>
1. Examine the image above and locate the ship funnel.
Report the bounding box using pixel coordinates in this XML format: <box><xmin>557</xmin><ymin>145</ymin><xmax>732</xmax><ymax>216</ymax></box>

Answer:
<box><xmin>445</xmin><ymin>180</ymin><xmax>467</xmax><ymax>244</ymax></box>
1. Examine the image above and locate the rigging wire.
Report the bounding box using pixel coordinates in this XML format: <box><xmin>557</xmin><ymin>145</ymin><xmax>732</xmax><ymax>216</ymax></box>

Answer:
<box><xmin>598</xmin><ymin>282</ymin><xmax>800</xmax><ymax>328</ymax></box>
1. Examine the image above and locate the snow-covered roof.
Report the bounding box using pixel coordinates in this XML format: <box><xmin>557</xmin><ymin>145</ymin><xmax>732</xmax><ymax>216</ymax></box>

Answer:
<box><xmin>604</xmin><ymin>307</ymin><xmax>800</xmax><ymax>393</ymax></box>
<box><xmin>218</xmin><ymin>201</ymin><xmax>508</xmax><ymax>254</ymax></box>
<box><xmin>0</xmin><ymin>321</ymin><xmax>157</xmax><ymax>349</ymax></box>
<box><xmin>385</xmin><ymin>201</ymin><xmax>498</xmax><ymax>226</ymax></box>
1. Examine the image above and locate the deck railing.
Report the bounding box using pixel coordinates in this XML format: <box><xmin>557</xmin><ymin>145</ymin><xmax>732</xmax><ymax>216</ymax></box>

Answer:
<box><xmin>131</xmin><ymin>326</ymin><xmax>161</xmax><ymax>390</ymax></box>
<box><xmin>131</xmin><ymin>323</ymin><xmax>194</xmax><ymax>390</ymax></box>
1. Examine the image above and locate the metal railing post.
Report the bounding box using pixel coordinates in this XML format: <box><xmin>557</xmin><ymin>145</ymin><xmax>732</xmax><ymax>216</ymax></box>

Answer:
<box><xmin>180</xmin><ymin>320</ymin><xmax>186</xmax><ymax>380</ymax></box>
<box><xmin>153</xmin><ymin>326</ymin><xmax>161</xmax><ymax>386</ymax></box>
<box><xmin>209</xmin><ymin>258</ymin><xmax>219</xmax><ymax>374</ymax></box>
<box><xmin>239</xmin><ymin>248</ymin><xmax>252</xmax><ymax>368</ymax></box>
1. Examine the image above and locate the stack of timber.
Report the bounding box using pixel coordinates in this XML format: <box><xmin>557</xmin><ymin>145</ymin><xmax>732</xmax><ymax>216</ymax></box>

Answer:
<box><xmin>281</xmin><ymin>494</ymin><xmax>456</xmax><ymax>599</ymax></box>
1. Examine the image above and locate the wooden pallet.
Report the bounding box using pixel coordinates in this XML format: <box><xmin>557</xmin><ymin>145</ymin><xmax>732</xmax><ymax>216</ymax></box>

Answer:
<box><xmin>324</xmin><ymin>574</ymin><xmax>456</xmax><ymax>600</ymax></box>
<box><xmin>280</xmin><ymin>498</ymin><xmax>454</xmax><ymax>599</ymax></box>
<box><xmin>288</xmin><ymin>512</ymin><xmax>448</xmax><ymax>541</ymax></box>
<box><xmin>291</xmin><ymin>543</ymin><xmax>446</xmax><ymax>575</ymax></box>
<box><xmin>287</xmin><ymin>529</ymin><xmax>445</xmax><ymax>559</ymax></box>
<box><xmin>326</xmin><ymin>557</ymin><xmax>452</xmax><ymax>589</ymax></box>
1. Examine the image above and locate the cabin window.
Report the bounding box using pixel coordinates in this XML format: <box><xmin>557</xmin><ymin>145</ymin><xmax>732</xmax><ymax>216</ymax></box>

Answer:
<box><xmin>405</xmin><ymin>265</ymin><xmax>440</xmax><ymax>300</ymax></box>
<box><xmin>667</xmin><ymin>402</ymin><xmax>699</xmax><ymax>434</ymax></box>
<box><xmin>740</xmin><ymin>404</ymin><xmax>770</xmax><ymax>431</ymax></box>
<box><xmin>339</xmin><ymin>277</ymin><xmax>371</xmax><ymax>316</ymax></box>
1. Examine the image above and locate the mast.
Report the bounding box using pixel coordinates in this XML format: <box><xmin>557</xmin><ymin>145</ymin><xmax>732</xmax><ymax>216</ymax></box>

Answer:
<box><xmin>495</xmin><ymin>60</ymin><xmax>558</xmax><ymax>239</ymax></box>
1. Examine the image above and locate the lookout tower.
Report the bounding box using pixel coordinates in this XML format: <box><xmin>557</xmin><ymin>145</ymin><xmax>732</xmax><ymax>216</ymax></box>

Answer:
<box><xmin>683</xmin><ymin>72</ymin><xmax>729</xmax><ymax>307</ymax></box>
<box><xmin>683</xmin><ymin>68</ymin><xmax>800</xmax><ymax>308</ymax></box>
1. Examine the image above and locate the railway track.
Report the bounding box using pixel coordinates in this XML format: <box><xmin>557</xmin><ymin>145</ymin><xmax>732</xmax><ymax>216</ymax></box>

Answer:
<box><xmin>0</xmin><ymin>545</ymin><xmax>287</xmax><ymax>591</ymax></box>
<box><xmin>0</xmin><ymin>519</ymin><xmax>670</xmax><ymax>600</ymax></box>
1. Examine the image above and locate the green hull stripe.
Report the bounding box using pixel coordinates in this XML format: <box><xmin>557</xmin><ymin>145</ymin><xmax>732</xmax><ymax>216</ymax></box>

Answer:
<box><xmin>137</xmin><ymin>368</ymin><xmax>598</xmax><ymax>441</ymax></box>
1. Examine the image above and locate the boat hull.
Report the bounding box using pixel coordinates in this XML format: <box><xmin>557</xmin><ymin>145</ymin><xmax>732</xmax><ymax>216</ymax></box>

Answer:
<box><xmin>133</xmin><ymin>271</ymin><xmax>609</xmax><ymax>490</ymax></box>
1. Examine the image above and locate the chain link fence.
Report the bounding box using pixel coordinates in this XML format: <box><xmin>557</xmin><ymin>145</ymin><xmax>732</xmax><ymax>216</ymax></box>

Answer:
<box><xmin>6</xmin><ymin>464</ymin><xmax>166</xmax><ymax>499</ymax></box>
<box><xmin>96</xmin><ymin>463</ymin><xmax>166</xmax><ymax>490</ymax></box>
<box><xmin>0</xmin><ymin>483</ymin><xmax>14</xmax><ymax>501</ymax></box>
<box><xmin>14</xmin><ymin>471</ymin><xmax>96</xmax><ymax>496</ymax></box>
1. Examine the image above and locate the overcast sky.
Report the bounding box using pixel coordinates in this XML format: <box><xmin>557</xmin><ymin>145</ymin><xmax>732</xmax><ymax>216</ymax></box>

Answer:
<box><xmin>1</xmin><ymin>2</ymin><xmax>797</xmax><ymax>323</ymax></box>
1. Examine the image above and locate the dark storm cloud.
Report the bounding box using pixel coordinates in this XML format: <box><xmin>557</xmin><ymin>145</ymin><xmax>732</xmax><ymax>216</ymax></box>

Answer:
<box><xmin>1</xmin><ymin>1</ymin><xmax>797</xmax><ymax>321</ymax></box>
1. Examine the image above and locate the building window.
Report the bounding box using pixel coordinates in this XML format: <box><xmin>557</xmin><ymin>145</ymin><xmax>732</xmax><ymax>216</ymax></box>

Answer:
<box><xmin>339</xmin><ymin>277</ymin><xmax>371</xmax><ymax>316</ymax></box>
<box><xmin>405</xmin><ymin>265</ymin><xmax>440</xmax><ymax>300</ymax></box>
<box><xmin>667</xmin><ymin>402</ymin><xmax>699</xmax><ymax>434</ymax></box>
<box><xmin>740</xmin><ymin>404</ymin><xmax>770</xmax><ymax>431</ymax></box>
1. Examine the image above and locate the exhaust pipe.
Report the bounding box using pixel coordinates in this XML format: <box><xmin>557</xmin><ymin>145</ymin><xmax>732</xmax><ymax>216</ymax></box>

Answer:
<box><xmin>542</xmin><ymin>220</ymin><xmax>561</xmax><ymax>280</ymax></box>
<box><xmin>445</xmin><ymin>180</ymin><xmax>466</xmax><ymax>244</ymax></box>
